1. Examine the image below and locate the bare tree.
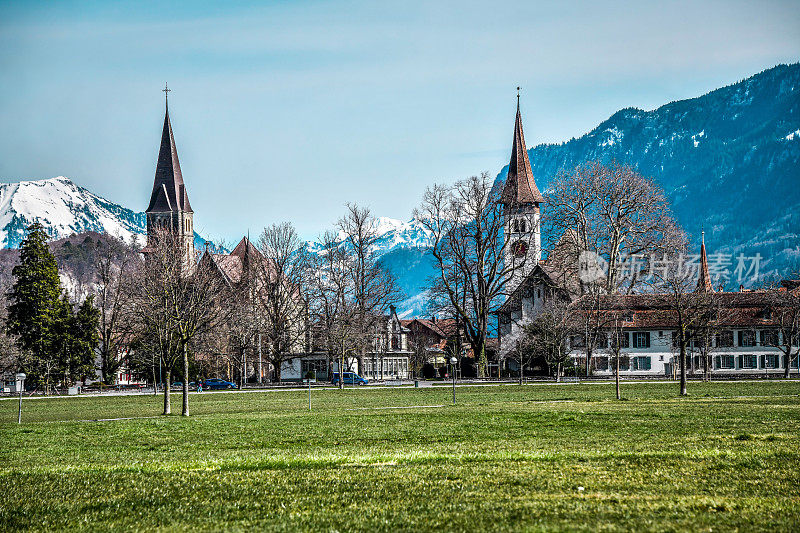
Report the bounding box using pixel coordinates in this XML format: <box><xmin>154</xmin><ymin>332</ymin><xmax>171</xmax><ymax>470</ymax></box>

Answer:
<box><xmin>337</xmin><ymin>204</ymin><xmax>402</xmax><ymax>375</ymax></box>
<box><xmin>416</xmin><ymin>173</ymin><xmax>520</xmax><ymax>377</ymax></box>
<box><xmin>92</xmin><ymin>236</ymin><xmax>140</xmax><ymax>384</ymax></box>
<box><xmin>505</xmin><ymin>334</ymin><xmax>535</xmax><ymax>385</ymax></box>
<box><xmin>607</xmin><ymin>311</ymin><xmax>629</xmax><ymax>400</ymax></box>
<box><xmin>256</xmin><ymin>222</ymin><xmax>310</xmax><ymax>383</ymax></box>
<box><xmin>655</xmin><ymin>262</ymin><xmax>717</xmax><ymax>396</ymax></box>
<box><xmin>131</xmin><ymin>227</ymin><xmax>225</xmax><ymax>416</ymax></box>
<box><xmin>523</xmin><ymin>298</ymin><xmax>574</xmax><ymax>381</ymax></box>
<box><xmin>764</xmin><ymin>278</ymin><xmax>800</xmax><ymax>379</ymax></box>
<box><xmin>309</xmin><ymin>231</ymin><xmax>359</xmax><ymax>388</ymax></box>
<box><xmin>545</xmin><ymin>162</ymin><xmax>684</xmax><ymax>377</ymax></box>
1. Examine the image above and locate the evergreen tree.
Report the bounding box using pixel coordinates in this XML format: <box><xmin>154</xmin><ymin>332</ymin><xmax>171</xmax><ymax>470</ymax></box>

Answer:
<box><xmin>6</xmin><ymin>223</ymin><xmax>64</xmax><ymax>392</ymax></box>
<box><xmin>50</xmin><ymin>293</ymin><xmax>76</xmax><ymax>387</ymax></box>
<box><xmin>72</xmin><ymin>295</ymin><xmax>100</xmax><ymax>381</ymax></box>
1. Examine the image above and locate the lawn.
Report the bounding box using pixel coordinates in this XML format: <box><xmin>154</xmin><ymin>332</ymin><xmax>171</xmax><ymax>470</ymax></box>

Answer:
<box><xmin>1</xmin><ymin>381</ymin><xmax>799</xmax><ymax>532</ymax></box>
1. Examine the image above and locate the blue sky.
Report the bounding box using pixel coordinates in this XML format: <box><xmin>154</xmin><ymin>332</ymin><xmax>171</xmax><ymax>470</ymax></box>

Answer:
<box><xmin>1</xmin><ymin>0</ymin><xmax>798</xmax><ymax>243</ymax></box>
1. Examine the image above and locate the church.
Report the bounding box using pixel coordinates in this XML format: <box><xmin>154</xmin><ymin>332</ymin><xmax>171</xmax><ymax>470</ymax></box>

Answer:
<box><xmin>496</xmin><ymin>98</ymin><xmax>800</xmax><ymax>379</ymax></box>
<box><xmin>143</xmin><ymin>91</ymin><xmax>412</xmax><ymax>383</ymax></box>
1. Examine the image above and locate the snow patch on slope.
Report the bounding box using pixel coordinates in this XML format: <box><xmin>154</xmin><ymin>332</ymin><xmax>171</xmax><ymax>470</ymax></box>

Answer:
<box><xmin>0</xmin><ymin>177</ymin><xmax>146</xmax><ymax>248</ymax></box>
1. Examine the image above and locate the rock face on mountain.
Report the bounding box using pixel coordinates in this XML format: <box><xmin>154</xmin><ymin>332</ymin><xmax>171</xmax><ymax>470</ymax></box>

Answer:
<box><xmin>496</xmin><ymin>63</ymin><xmax>800</xmax><ymax>279</ymax></box>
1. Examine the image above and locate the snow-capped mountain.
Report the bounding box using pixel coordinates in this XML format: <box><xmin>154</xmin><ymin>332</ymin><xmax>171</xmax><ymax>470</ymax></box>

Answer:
<box><xmin>0</xmin><ymin>176</ymin><xmax>216</xmax><ymax>253</ymax></box>
<box><xmin>306</xmin><ymin>216</ymin><xmax>433</xmax><ymax>255</ymax></box>
<box><xmin>0</xmin><ymin>177</ymin><xmax>146</xmax><ymax>248</ymax></box>
<box><xmin>3</xmin><ymin>64</ymin><xmax>797</xmax><ymax>317</ymax></box>
<box><xmin>305</xmin><ymin>216</ymin><xmax>436</xmax><ymax>317</ymax></box>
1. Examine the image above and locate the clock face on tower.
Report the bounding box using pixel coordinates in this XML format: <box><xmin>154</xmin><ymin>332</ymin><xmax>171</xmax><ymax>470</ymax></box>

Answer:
<box><xmin>511</xmin><ymin>240</ymin><xmax>528</xmax><ymax>258</ymax></box>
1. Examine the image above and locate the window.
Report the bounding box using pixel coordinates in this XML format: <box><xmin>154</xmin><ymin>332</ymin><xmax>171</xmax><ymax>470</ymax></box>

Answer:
<box><xmin>738</xmin><ymin>330</ymin><xmax>756</xmax><ymax>347</ymax></box>
<box><xmin>618</xmin><ymin>356</ymin><xmax>630</xmax><ymax>371</ymax></box>
<box><xmin>716</xmin><ymin>330</ymin><xmax>733</xmax><ymax>348</ymax></box>
<box><xmin>596</xmin><ymin>334</ymin><xmax>608</xmax><ymax>349</ymax></box>
<box><xmin>595</xmin><ymin>357</ymin><xmax>609</xmax><ymax>371</ymax></box>
<box><xmin>739</xmin><ymin>354</ymin><xmax>757</xmax><ymax>369</ymax></box>
<box><xmin>301</xmin><ymin>359</ymin><xmax>327</xmax><ymax>375</ymax></box>
<box><xmin>633</xmin><ymin>332</ymin><xmax>650</xmax><ymax>349</ymax></box>
<box><xmin>760</xmin><ymin>330</ymin><xmax>779</xmax><ymax>347</ymax></box>
<box><xmin>717</xmin><ymin>355</ymin><xmax>735</xmax><ymax>369</ymax></box>
<box><xmin>631</xmin><ymin>356</ymin><xmax>651</xmax><ymax>371</ymax></box>
<box><xmin>512</xmin><ymin>219</ymin><xmax>527</xmax><ymax>233</ymax></box>
<box><xmin>570</xmin><ymin>335</ymin><xmax>586</xmax><ymax>348</ymax></box>
<box><xmin>611</xmin><ymin>332</ymin><xmax>629</xmax><ymax>349</ymax></box>
<box><xmin>763</xmin><ymin>354</ymin><xmax>779</xmax><ymax>368</ymax></box>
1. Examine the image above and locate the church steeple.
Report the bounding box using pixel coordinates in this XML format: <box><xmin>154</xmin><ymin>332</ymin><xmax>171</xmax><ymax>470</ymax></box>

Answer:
<box><xmin>146</xmin><ymin>94</ymin><xmax>192</xmax><ymax>214</ymax></box>
<box><xmin>502</xmin><ymin>90</ymin><xmax>543</xmax><ymax>294</ymax></box>
<box><xmin>501</xmin><ymin>91</ymin><xmax>544</xmax><ymax>206</ymax></box>
<box><xmin>696</xmin><ymin>231</ymin><xmax>714</xmax><ymax>293</ymax></box>
<box><xmin>145</xmin><ymin>85</ymin><xmax>195</xmax><ymax>271</ymax></box>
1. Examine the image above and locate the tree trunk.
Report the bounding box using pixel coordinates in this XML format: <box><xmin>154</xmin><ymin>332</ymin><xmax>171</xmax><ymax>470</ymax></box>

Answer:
<box><xmin>785</xmin><ymin>348</ymin><xmax>792</xmax><ymax>379</ymax></box>
<box><xmin>615</xmin><ymin>352</ymin><xmax>621</xmax><ymax>400</ymax></box>
<box><xmin>477</xmin><ymin>345</ymin><xmax>487</xmax><ymax>378</ymax></box>
<box><xmin>679</xmin><ymin>341</ymin><xmax>687</xmax><ymax>396</ymax></box>
<box><xmin>258</xmin><ymin>334</ymin><xmax>263</xmax><ymax>384</ymax></box>
<box><xmin>152</xmin><ymin>361</ymin><xmax>158</xmax><ymax>395</ymax></box>
<box><xmin>585</xmin><ymin>346</ymin><xmax>592</xmax><ymax>378</ymax></box>
<box><xmin>274</xmin><ymin>356</ymin><xmax>282</xmax><ymax>383</ymax></box>
<box><xmin>339</xmin><ymin>353</ymin><xmax>344</xmax><ymax>389</ymax></box>
<box><xmin>240</xmin><ymin>346</ymin><xmax>246</xmax><ymax>389</ymax></box>
<box><xmin>163</xmin><ymin>369</ymin><xmax>171</xmax><ymax>415</ymax></box>
<box><xmin>182</xmin><ymin>343</ymin><xmax>190</xmax><ymax>417</ymax></box>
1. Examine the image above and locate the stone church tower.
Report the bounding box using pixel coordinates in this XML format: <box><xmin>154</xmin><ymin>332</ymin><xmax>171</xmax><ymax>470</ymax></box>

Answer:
<box><xmin>145</xmin><ymin>91</ymin><xmax>195</xmax><ymax>272</ymax></box>
<box><xmin>500</xmin><ymin>95</ymin><xmax>544</xmax><ymax>294</ymax></box>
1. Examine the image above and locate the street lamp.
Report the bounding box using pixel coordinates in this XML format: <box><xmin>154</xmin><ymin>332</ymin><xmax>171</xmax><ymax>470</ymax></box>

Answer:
<box><xmin>16</xmin><ymin>373</ymin><xmax>26</xmax><ymax>424</ymax></box>
<box><xmin>449</xmin><ymin>356</ymin><xmax>457</xmax><ymax>405</ymax></box>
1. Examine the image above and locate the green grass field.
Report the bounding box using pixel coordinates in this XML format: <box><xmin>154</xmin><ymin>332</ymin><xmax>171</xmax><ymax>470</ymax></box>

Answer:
<box><xmin>1</xmin><ymin>381</ymin><xmax>799</xmax><ymax>532</ymax></box>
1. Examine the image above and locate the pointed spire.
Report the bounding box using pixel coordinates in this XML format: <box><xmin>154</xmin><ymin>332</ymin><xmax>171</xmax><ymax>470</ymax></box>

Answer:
<box><xmin>146</xmin><ymin>88</ymin><xmax>192</xmax><ymax>214</ymax></box>
<box><xmin>501</xmin><ymin>89</ymin><xmax>544</xmax><ymax>206</ymax></box>
<box><xmin>696</xmin><ymin>230</ymin><xmax>714</xmax><ymax>293</ymax></box>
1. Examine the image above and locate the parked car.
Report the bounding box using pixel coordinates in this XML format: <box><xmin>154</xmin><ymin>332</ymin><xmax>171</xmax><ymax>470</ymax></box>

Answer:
<box><xmin>203</xmin><ymin>378</ymin><xmax>237</xmax><ymax>390</ymax></box>
<box><xmin>331</xmin><ymin>372</ymin><xmax>369</xmax><ymax>386</ymax></box>
<box><xmin>171</xmin><ymin>381</ymin><xmax>196</xmax><ymax>389</ymax></box>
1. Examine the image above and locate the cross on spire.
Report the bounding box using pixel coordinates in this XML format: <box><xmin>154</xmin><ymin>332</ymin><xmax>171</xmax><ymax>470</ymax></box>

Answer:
<box><xmin>516</xmin><ymin>86</ymin><xmax>520</xmax><ymax>105</ymax></box>
<box><xmin>163</xmin><ymin>82</ymin><xmax>171</xmax><ymax>107</ymax></box>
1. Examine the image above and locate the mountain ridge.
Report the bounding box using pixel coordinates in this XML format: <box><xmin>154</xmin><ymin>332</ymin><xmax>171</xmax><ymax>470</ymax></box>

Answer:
<box><xmin>496</xmin><ymin>62</ymin><xmax>800</xmax><ymax>279</ymax></box>
<box><xmin>2</xmin><ymin>63</ymin><xmax>798</xmax><ymax>316</ymax></box>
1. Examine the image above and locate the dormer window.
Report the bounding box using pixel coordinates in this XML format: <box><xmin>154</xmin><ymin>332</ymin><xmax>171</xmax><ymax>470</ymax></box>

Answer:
<box><xmin>512</xmin><ymin>219</ymin><xmax>527</xmax><ymax>233</ymax></box>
